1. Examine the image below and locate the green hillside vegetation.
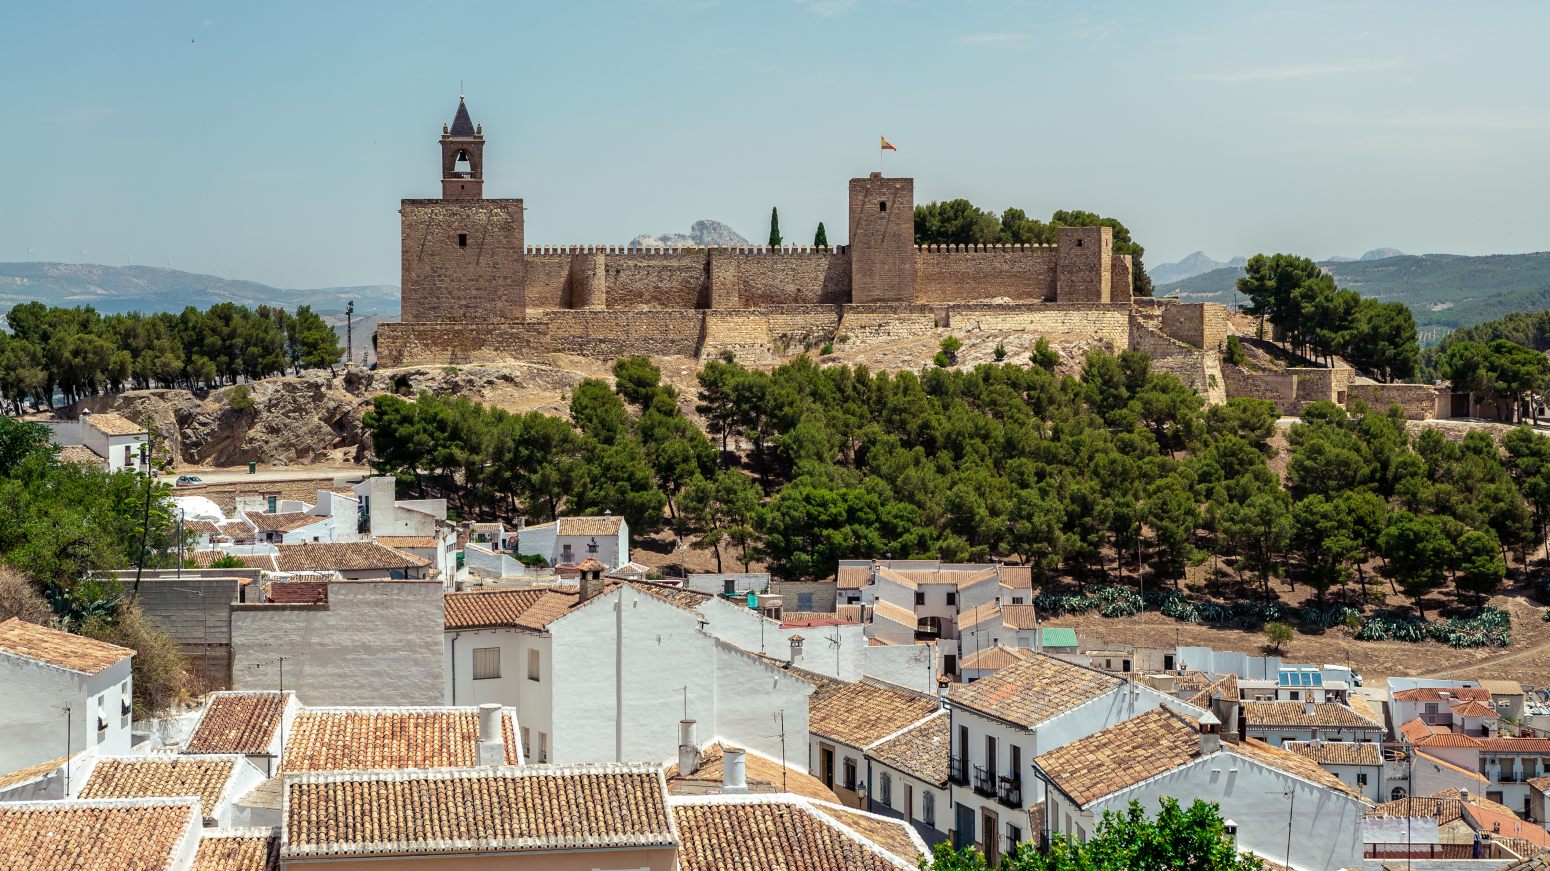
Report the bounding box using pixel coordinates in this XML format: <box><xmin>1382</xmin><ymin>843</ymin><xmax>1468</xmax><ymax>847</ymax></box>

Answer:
<box><xmin>1158</xmin><ymin>252</ymin><xmax>1550</xmax><ymax>336</ymax></box>
<box><xmin>366</xmin><ymin>352</ymin><xmax>1550</xmax><ymax>643</ymax></box>
<box><xmin>0</xmin><ymin>301</ymin><xmax>341</xmax><ymax>411</ymax></box>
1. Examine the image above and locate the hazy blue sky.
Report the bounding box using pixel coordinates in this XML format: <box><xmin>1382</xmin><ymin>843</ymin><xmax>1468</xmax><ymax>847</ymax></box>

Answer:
<box><xmin>3</xmin><ymin>1</ymin><xmax>1546</xmax><ymax>289</ymax></box>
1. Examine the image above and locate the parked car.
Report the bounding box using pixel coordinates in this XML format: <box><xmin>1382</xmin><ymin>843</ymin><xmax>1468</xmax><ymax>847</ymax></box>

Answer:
<box><xmin>175</xmin><ymin>475</ymin><xmax>204</xmax><ymax>486</ymax></box>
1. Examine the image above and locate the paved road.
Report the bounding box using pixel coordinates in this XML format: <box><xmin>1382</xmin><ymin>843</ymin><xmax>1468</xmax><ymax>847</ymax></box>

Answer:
<box><xmin>162</xmin><ymin>465</ymin><xmax>367</xmax><ymax>486</ymax></box>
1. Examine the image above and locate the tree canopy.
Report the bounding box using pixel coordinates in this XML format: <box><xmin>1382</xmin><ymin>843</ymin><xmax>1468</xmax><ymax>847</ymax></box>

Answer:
<box><xmin>0</xmin><ymin>301</ymin><xmax>341</xmax><ymax>411</ymax></box>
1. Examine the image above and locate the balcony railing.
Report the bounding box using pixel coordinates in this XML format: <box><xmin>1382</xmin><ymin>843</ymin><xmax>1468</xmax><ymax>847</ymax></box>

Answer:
<box><xmin>973</xmin><ymin>765</ymin><xmax>997</xmax><ymax>797</ymax></box>
<box><xmin>997</xmin><ymin>775</ymin><xmax>1022</xmax><ymax>808</ymax></box>
<box><xmin>949</xmin><ymin>755</ymin><xmax>968</xmax><ymax>786</ymax></box>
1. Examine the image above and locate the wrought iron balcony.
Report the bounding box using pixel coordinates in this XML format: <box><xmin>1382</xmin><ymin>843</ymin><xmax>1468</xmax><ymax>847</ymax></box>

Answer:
<box><xmin>997</xmin><ymin>775</ymin><xmax>1022</xmax><ymax>808</ymax></box>
<box><xmin>973</xmin><ymin>765</ymin><xmax>998</xmax><ymax>797</ymax></box>
<box><xmin>949</xmin><ymin>755</ymin><xmax>969</xmax><ymax>786</ymax></box>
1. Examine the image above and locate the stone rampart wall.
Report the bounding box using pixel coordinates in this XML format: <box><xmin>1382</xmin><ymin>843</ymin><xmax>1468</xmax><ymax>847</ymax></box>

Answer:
<box><xmin>376</xmin><ymin>322</ymin><xmax>552</xmax><ymax>367</ymax></box>
<box><xmin>946</xmin><ymin>303</ymin><xmax>1132</xmax><ymax>349</ymax></box>
<box><xmin>1222</xmin><ymin>367</ymin><xmax>1297</xmax><ymax>414</ymax></box>
<box><xmin>544</xmin><ymin>309</ymin><xmax>705</xmax><ymax>357</ymax></box>
<box><xmin>604</xmin><ymin>251</ymin><xmax>708</xmax><ymax>309</ymax></box>
<box><xmin>913</xmin><ymin>247</ymin><xmax>1057</xmax><ymax>303</ymax></box>
<box><xmin>523</xmin><ymin>254</ymin><xmax>574</xmax><ymax>309</ymax></box>
<box><xmin>1349</xmin><ymin>382</ymin><xmax>1444</xmax><ymax>420</ymax></box>
<box><xmin>722</xmin><ymin>250</ymin><xmax>850</xmax><ymax>307</ymax></box>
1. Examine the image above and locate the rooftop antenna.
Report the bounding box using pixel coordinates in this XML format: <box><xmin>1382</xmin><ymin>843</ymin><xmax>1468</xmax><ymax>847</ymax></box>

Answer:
<box><xmin>828</xmin><ymin>630</ymin><xmax>841</xmax><ymax>678</ymax></box>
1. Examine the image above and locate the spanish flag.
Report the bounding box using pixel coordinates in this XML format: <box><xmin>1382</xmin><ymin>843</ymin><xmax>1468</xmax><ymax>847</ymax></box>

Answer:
<box><xmin>880</xmin><ymin>136</ymin><xmax>897</xmax><ymax>151</ymax></box>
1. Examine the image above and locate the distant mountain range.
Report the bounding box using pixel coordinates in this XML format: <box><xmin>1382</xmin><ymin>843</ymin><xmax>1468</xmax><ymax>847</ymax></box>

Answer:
<box><xmin>1155</xmin><ymin>251</ymin><xmax>1550</xmax><ymax>336</ymax></box>
<box><xmin>0</xmin><ymin>262</ymin><xmax>399</xmax><ymax>317</ymax></box>
<box><xmin>630</xmin><ymin>219</ymin><xmax>750</xmax><ymax>249</ymax></box>
<box><xmin>1150</xmin><ymin>248</ymin><xmax>1405</xmax><ymax>284</ymax></box>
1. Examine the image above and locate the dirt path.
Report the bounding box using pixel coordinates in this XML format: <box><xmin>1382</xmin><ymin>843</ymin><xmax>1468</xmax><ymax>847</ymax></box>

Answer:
<box><xmin>1415</xmin><ymin>596</ymin><xmax>1543</xmax><ymax>678</ymax></box>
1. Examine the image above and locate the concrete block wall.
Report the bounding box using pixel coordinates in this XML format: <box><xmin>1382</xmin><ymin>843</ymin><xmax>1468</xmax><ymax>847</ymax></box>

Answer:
<box><xmin>130</xmin><ymin>573</ymin><xmax>253</xmax><ymax>689</ymax></box>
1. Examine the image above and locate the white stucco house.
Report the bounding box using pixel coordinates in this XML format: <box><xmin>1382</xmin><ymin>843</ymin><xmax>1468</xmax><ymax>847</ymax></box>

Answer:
<box><xmin>1034</xmin><ymin>706</ymin><xmax>1368</xmax><ymax>871</ymax></box>
<box><xmin>41</xmin><ymin>411</ymin><xmax>150</xmax><ymax>474</ymax></box>
<box><xmin>942</xmin><ymin>652</ymin><xmax>1208</xmax><ymax>865</ymax></box>
<box><xmin>805</xmin><ymin>677</ymin><xmax>939</xmax><ymax>811</ymax></box>
<box><xmin>0</xmin><ymin>618</ymin><xmax>135</xmax><ymax>777</ymax></box>
<box><xmin>1241</xmin><ymin>700</ymin><xmax>1384</xmax><ymax>747</ymax></box>
<box><xmin>1284</xmin><ymin>739</ymin><xmax>1385</xmax><ymax>802</ymax></box>
<box><xmin>516</xmin><ymin>514</ymin><xmax>630</xmax><ymax>569</ymax></box>
<box><xmin>74</xmin><ymin>754</ymin><xmax>267</xmax><ymax>828</ymax></box>
<box><xmin>443</xmin><ymin>578</ymin><xmax>811</xmax><ymax>769</ymax></box>
<box><xmin>865</xmin><ymin>710</ymin><xmax>952</xmax><ymax>847</ymax></box>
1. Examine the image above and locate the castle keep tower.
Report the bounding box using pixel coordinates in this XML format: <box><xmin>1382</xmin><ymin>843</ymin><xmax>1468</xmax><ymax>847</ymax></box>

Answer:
<box><xmin>400</xmin><ymin>96</ymin><xmax>526</xmax><ymax>323</ymax></box>
<box><xmin>848</xmin><ymin>173</ymin><xmax>916</xmax><ymax>304</ymax></box>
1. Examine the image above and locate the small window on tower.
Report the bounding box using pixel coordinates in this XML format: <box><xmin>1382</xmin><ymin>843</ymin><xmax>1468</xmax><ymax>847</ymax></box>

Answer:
<box><xmin>458</xmin><ymin>233</ymin><xmax>468</xmax><ymax>248</ymax></box>
<box><xmin>1075</xmin><ymin>238</ymin><xmax>1084</xmax><ymax>247</ymax></box>
<box><xmin>879</xmin><ymin>201</ymin><xmax>887</xmax><ymax>212</ymax></box>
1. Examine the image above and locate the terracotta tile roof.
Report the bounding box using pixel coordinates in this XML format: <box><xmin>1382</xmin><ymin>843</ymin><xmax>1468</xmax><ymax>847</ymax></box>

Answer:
<box><xmin>1001</xmin><ymin>604</ymin><xmax>1038</xmax><ymax>629</ymax></box>
<box><xmin>556</xmin><ymin>515</ymin><xmax>625</xmax><ymax>536</ymax></box>
<box><xmin>1450</xmin><ymin>700</ymin><xmax>1500</xmax><ymax>718</ymax></box>
<box><xmin>876</xmin><ymin>565</ymin><xmax>1000</xmax><ymax>590</ymax></box>
<box><xmin>1412</xmin><ymin>751</ymin><xmax>1489</xmax><ymax>784</ymax></box>
<box><xmin>444</xmin><ymin>587</ymin><xmax>579</xmax><ymax>631</ymax></box>
<box><xmin>84</xmin><ymin>412</ymin><xmax>146</xmax><ymax>435</ymax></box>
<box><xmin>1242</xmin><ymin>701</ymin><xmax>1381</xmax><ymax>729</ymax></box>
<box><xmin>282</xmin><ymin>765</ymin><xmax>675</xmax><ymax>859</ymax></box>
<box><xmin>626</xmin><ymin>580</ymin><xmax>713</xmax><ymax>611</ymax></box>
<box><xmin>1346</xmin><ymin>692</ymin><xmax>1377</xmax><ymax>722</ymax></box>
<box><xmin>280</xmin><ymin>707</ymin><xmax>519</xmax><ymax>772</ymax></box>
<box><xmin>1283</xmin><ymin>740</ymin><xmax>1383</xmax><ymax>766</ymax></box>
<box><xmin>959</xmin><ymin>644</ymin><xmax>1034</xmax><ymax>671</ymax></box>
<box><xmin>1463</xmin><ymin>800</ymin><xmax>1550</xmax><ymax>847</ymax></box>
<box><xmin>1174</xmin><ymin>671</ymin><xmax>1214</xmax><ymax>692</ymax></box>
<box><xmin>274</xmin><ymin>541</ymin><xmax>429</xmax><ymax>572</ymax></box>
<box><xmin>1036</xmin><ymin>707</ymin><xmax>1366</xmax><ymax>810</ymax></box>
<box><xmin>264</xmin><ymin>580</ymin><xmax>327</xmax><ymax>604</ymax></box>
<box><xmin>184</xmin><ymin>519</ymin><xmax>224</xmax><ymax>536</ymax></box>
<box><xmin>869</xmin><ymin>597</ymin><xmax>917</xmax><ymax>627</ymax></box>
<box><xmin>672</xmin><ymin>797</ymin><xmax>913</xmax><ymax>871</ymax></box>
<box><xmin>809</xmin><ymin>800</ymin><xmax>924</xmax><ymax>867</ymax></box>
<box><xmin>1393</xmin><ymin>686</ymin><xmax>1490</xmax><ymax>703</ymax></box>
<box><xmin>1480</xmin><ymin>736</ymin><xmax>1550</xmax><ymax>752</ymax></box>
<box><xmin>1186</xmin><ymin>674</ymin><xmax>1239</xmax><ymax>708</ymax></box>
<box><xmin>220</xmin><ymin>520</ymin><xmax>254</xmax><ymax>539</ymax></box>
<box><xmin>187</xmin><ymin>692</ymin><xmax>290</xmax><ymax>755</ymax></box>
<box><xmin>782</xmin><ymin>612</ymin><xmax>860</xmax><ymax>626</ymax></box>
<box><xmin>867</xmin><ymin>711</ymin><xmax>949</xmax><ymax>786</ymax></box>
<box><xmin>80</xmin><ymin>756</ymin><xmax>239</xmax><ymax>815</ymax></box>
<box><xmin>1400</xmin><ymin>718</ymin><xmax>1485</xmax><ymax>749</ymax></box>
<box><xmin>190</xmin><ymin>550</ymin><xmax>275</xmax><ymax>570</ymax></box>
<box><xmin>666</xmin><ymin>743</ymin><xmax>839</xmax><ymax>804</ymax></box>
<box><xmin>947</xmin><ymin>653</ymin><xmax>1123</xmax><ymax>729</ymax></box>
<box><xmin>245</xmin><ymin>511</ymin><xmax>321</xmax><ymax>533</ymax></box>
<box><xmin>1529</xmin><ymin>775</ymin><xmax>1550</xmax><ymax>793</ymax></box>
<box><xmin>193</xmin><ymin>830</ymin><xmax>279</xmax><ymax>871</ymax></box>
<box><xmin>957</xmin><ymin>601</ymin><xmax>1002</xmax><ymax>632</ymax></box>
<box><xmin>809</xmin><ymin>680</ymin><xmax>938</xmax><ymax>750</ymax></box>
<box><xmin>0</xmin><ymin>754</ymin><xmax>71</xmax><ymax>790</ymax></box>
<box><xmin>998</xmin><ymin>565</ymin><xmax>1034</xmax><ymax>590</ymax></box>
<box><xmin>1480</xmin><ymin>679</ymin><xmax>1524</xmax><ymax>696</ymax></box>
<box><xmin>56</xmin><ymin>444</ymin><xmax>107</xmax><ymax>467</ymax></box>
<box><xmin>372</xmin><ymin>535</ymin><xmax>438</xmax><ymax>548</ymax></box>
<box><xmin>836</xmin><ymin>565</ymin><xmax>872</xmax><ymax>589</ymax></box>
<box><xmin>0</xmin><ymin>799</ymin><xmax>198</xmax><ymax>871</ymax></box>
<box><xmin>0</xmin><ymin>617</ymin><xmax>133</xmax><ymax>674</ymax></box>
<box><xmin>1369</xmin><ymin>794</ymin><xmax>1466</xmax><ymax>824</ymax></box>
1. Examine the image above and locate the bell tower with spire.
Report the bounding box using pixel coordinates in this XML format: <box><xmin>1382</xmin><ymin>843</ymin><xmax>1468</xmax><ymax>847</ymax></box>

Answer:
<box><xmin>441</xmin><ymin>95</ymin><xmax>484</xmax><ymax>200</ymax></box>
<box><xmin>398</xmin><ymin>94</ymin><xmax>526</xmax><ymax>325</ymax></box>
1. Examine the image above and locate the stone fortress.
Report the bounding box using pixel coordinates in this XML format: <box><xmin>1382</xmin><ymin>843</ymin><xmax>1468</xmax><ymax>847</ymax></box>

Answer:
<box><xmin>375</xmin><ymin>98</ymin><xmax>1254</xmax><ymax>404</ymax></box>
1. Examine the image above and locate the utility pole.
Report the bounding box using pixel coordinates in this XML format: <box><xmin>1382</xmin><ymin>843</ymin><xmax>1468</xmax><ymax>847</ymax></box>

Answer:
<box><xmin>133</xmin><ymin>442</ymin><xmax>153</xmax><ymax>597</ymax></box>
<box><xmin>345</xmin><ymin>300</ymin><xmax>354</xmax><ymax>367</ymax></box>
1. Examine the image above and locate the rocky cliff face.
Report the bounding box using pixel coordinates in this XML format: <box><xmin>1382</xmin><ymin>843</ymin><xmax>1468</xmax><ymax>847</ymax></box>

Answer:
<box><xmin>63</xmin><ymin>362</ymin><xmax>592</xmax><ymax>468</ymax></box>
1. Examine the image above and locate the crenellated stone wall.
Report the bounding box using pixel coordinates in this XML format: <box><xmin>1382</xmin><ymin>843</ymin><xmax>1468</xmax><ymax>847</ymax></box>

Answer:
<box><xmin>913</xmin><ymin>245</ymin><xmax>1057</xmax><ymax>303</ymax></box>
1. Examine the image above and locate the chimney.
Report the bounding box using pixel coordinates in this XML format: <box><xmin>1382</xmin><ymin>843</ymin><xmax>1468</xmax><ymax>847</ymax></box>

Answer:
<box><xmin>788</xmin><ymin>634</ymin><xmax>804</xmax><ymax>665</ymax></box>
<box><xmin>722</xmin><ymin>746</ymin><xmax>748</xmax><ymax>794</ymax></box>
<box><xmin>1198</xmin><ymin>711</ymin><xmax>1222</xmax><ymax>755</ymax></box>
<box><xmin>579</xmin><ymin>573</ymin><xmax>605</xmax><ymax>603</ymax></box>
<box><xmin>477</xmin><ymin>703</ymin><xmax>505</xmax><ymax>766</ymax></box>
<box><xmin>1304</xmin><ymin>699</ymin><xmax>1316</xmax><ymax>718</ymax></box>
<box><xmin>678</xmin><ymin>720</ymin><xmax>699</xmax><ymax>776</ymax></box>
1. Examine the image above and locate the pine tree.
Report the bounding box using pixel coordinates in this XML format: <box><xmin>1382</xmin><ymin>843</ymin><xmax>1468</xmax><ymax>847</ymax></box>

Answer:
<box><xmin>768</xmin><ymin>207</ymin><xmax>782</xmax><ymax>246</ymax></box>
<box><xmin>814</xmin><ymin>222</ymin><xmax>828</xmax><ymax>247</ymax></box>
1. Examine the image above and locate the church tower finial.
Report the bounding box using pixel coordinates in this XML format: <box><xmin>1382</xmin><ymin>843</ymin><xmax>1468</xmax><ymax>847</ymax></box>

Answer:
<box><xmin>440</xmin><ymin>94</ymin><xmax>483</xmax><ymax>200</ymax></box>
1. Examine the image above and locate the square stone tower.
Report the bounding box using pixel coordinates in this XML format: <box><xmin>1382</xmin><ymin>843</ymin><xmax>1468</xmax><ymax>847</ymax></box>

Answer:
<box><xmin>400</xmin><ymin>96</ymin><xmax>526</xmax><ymax>323</ymax></box>
<box><xmin>1054</xmin><ymin>225</ymin><xmax>1113</xmax><ymax>303</ymax></box>
<box><xmin>848</xmin><ymin>173</ymin><xmax>916</xmax><ymax>304</ymax></box>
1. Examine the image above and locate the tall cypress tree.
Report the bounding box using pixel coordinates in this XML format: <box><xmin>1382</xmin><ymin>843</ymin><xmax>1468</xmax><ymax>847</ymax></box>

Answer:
<box><xmin>768</xmin><ymin>207</ymin><xmax>782</xmax><ymax>246</ymax></box>
<box><xmin>814</xmin><ymin>222</ymin><xmax>828</xmax><ymax>247</ymax></box>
